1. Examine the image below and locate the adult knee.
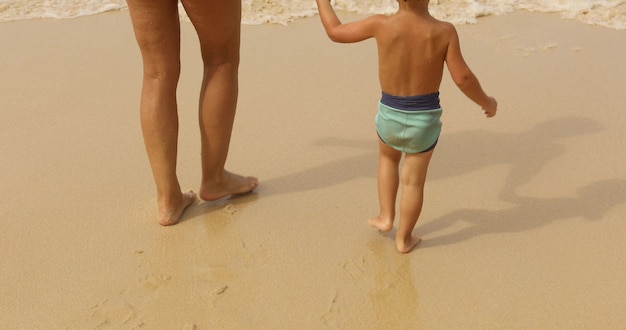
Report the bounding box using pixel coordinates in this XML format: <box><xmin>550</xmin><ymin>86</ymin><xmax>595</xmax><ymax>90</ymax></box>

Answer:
<box><xmin>199</xmin><ymin>36</ymin><xmax>240</xmax><ymax>68</ymax></box>
<box><xmin>143</xmin><ymin>60</ymin><xmax>181</xmax><ymax>85</ymax></box>
<box><xmin>202</xmin><ymin>54</ymin><xmax>239</xmax><ymax>74</ymax></box>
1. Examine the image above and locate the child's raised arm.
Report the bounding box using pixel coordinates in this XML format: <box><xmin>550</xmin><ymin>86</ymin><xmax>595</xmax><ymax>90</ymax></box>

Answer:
<box><xmin>315</xmin><ymin>0</ymin><xmax>382</xmax><ymax>43</ymax></box>
<box><xmin>444</xmin><ymin>25</ymin><xmax>497</xmax><ymax>117</ymax></box>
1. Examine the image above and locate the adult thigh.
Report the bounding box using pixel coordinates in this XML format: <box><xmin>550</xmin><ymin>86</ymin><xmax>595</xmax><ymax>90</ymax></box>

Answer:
<box><xmin>181</xmin><ymin>0</ymin><xmax>241</xmax><ymax>63</ymax></box>
<box><xmin>127</xmin><ymin>0</ymin><xmax>181</xmax><ymax>76</ymax></box>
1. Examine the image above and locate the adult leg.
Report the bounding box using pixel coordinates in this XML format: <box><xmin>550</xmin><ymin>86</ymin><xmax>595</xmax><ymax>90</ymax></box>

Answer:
<box><xmin>127</xmin><ymin>0</ymin><xmax>195</xmax><ymax>225</ymax></box>
<box><xmin>396</xmin><ymin>148</ymin><xmax>435</xmax><ymax>253</ymax></box>
<box><xmin>368</xmin><ymin>140</ymin><xmax>402</xmax><ymax>232</ymax></box>
<box><xmin>181</xmin><ymin>0</ymin><xmax>258</xmax><ymax>201</ymax></box>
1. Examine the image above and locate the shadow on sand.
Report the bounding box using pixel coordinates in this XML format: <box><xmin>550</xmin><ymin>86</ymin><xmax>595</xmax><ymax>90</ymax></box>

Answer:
<box><xmin>261</xmin><ymin>116</ymin><xmax>626</xmax><ymax>245</ymax></box>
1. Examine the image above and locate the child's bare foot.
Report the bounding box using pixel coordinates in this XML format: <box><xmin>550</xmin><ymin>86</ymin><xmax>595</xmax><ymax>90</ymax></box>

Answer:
<box><xmin>367</xmin><ymin>216</ymin><xmax>394</xmax><ymax>232</ymax></box>
<box><xmin>158</xmin><ymin>191</ymin><xmax>196</xmax><ymax>226</ymax></box>
<box><xmin>199</xmin><ymin>170</ymin><xmax>259</xmax><ymax>202</ymax></box>
<box><xmin>396</xmin><ymin>236</ymin><xmax>422</xmax><ymax>254</ymax></box>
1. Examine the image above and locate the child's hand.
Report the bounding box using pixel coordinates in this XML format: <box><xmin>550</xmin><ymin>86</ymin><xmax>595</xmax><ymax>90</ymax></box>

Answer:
<box><xmin>482</xmin><ymin>97</ymin><xmax>497</xmax><ymax>117</ymax></box>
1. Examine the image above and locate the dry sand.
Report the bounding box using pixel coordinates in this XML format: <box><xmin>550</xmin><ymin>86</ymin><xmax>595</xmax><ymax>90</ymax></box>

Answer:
<box><xmin>1</xmin><ymin>9</ymin><xmax>625</xmax><ymax>329</ymax></box>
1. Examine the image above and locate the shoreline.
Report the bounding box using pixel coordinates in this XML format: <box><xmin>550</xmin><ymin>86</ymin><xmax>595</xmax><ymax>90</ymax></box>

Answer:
<box><xmin>2</xmin><ymin>5</ymin><xmax>626</xmax><ymax>30</ymax></box>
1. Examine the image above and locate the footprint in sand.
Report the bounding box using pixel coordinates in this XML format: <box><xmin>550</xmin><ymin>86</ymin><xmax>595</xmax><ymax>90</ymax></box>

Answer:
<box><xmin>326</xmin><ymin>252</ymin><xmax>375</xmax><ymax>327</ymax></box>
<box><xmin>321</xmin><ymin>291</ymin><xmax>341</xmax><ymax>327</ymax></box>
<box><xmin>189</xmin><ymin>264</ymin><xmax>233</xmax><ymax>306</ymax></box>
<box><xmin>85</xmin><ymin>273</ymin><xmax>171</xmax><ymax>328</ymax></box>
<box><xmin>222</xmin><ymin>203</ymin><xmax>237</xmax><ymax>216</ymax></box>
<box><xmin>189</xmin><ymin>232</ymin><xmax>266</xmax><ymax>306</ymax></box>
<box><xmin>330</xmin><ymin>238</ymin><xmax>420</xmax><ymax>325</ymax></box>
<box><xmin>341</xmin><ymin>255</ymin><xmax>369</xmax><ymax>281</ymax></box>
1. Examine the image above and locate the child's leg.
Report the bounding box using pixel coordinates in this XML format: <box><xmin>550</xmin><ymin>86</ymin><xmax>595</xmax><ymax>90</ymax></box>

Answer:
<box><xmin>396</xmin><ymin>148</ymin><xmax>435</xmax><ymax>253</ymax></box>
<box><xmin>368</xmin><ymin>140</ymin><xmax>402</xmax><ymax>232</ymax></box>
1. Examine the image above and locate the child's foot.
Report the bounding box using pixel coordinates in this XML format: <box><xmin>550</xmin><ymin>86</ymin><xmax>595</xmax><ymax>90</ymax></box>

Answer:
<box><xmin>396</xmin><ymin>236</ymin><xmax>422</xmax><ymax>254</ymax></box>
<box><xmin>158</xmin><ymin>191</ymin><xmax>196</xmax><ymax>226</ymax></box>
<box><xmin>367</xmin><ymin>216</ymin><xmax>394</xmax><ymax>232</ymax></box>
<box><xmin>199</xmin><ymin>170</ymin><xmax>258</xmax><ymax>202</ymax></box>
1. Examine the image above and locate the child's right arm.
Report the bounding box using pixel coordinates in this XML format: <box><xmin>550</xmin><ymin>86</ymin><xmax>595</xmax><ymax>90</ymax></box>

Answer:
<box><xmin>315</xmin><ymin>0</ymin><xmax>383</xmax><ymax>43</ymax></box>
<box><xmin>444</xmin><ymin>24</ymin><xmax>497</xmax><ymax>117</ymax></box>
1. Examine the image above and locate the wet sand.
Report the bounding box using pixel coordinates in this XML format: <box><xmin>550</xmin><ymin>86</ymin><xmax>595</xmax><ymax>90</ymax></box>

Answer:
<box><xmin>1</xmin><ymin>10</ymin><xmax>625</xmax><ymax>329</ymax></box>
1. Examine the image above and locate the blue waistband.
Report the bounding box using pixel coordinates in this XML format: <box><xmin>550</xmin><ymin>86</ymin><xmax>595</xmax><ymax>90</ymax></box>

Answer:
<box><xmin>380</xmin><ymin>91</ymin><xmax>440</xmax><ymax>111</ymax></box>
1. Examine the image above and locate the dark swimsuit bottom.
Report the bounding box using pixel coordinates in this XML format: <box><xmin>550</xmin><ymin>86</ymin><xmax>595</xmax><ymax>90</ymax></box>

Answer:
<box><xmin>380</xmin><ymin>91</ymin><xmax>441</xmax><ymax>110</ymax></box>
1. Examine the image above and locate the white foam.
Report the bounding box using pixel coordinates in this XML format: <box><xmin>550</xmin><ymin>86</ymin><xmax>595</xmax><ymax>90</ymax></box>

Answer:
<box><xmin>239</xmin><ymin>0</ymin><xmax>626</xmax><ymax>29</ymax></box>
<box><xmin>1</xmin><ymin>0</ymin><xmax>624</xmax><ymax>30</ymax></box>
<box><xmin>0</xmin><ymin>0</ymin><xmax>126</xmax><ymax>22</ymax></box>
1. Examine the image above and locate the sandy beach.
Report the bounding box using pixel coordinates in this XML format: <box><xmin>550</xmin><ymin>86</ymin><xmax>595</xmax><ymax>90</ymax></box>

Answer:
<box><xmin>1</xmin><ymin>9</ymin><xmax>625</xmax><ymax>328</ymax></box>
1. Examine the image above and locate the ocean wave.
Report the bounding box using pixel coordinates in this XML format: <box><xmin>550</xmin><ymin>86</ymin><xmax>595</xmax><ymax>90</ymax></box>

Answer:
<box><xmin>0</xmin><ymin>0</ymin><xmax>126</xmax><ymax>21</ymax></box>
<box><xmin>0</xmin><ymin>0</ymin><xmax>624</xmax><ymax>30</ymax></box>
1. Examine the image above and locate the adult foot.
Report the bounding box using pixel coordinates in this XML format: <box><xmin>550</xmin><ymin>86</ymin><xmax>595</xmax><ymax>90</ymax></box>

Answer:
<box><xmin>367</xmin><ymin>216</ymin><xmax>394</xmax><ymax>232</ymax></box>
<box><xmin>157</xmin><ymin>191</ymin><xmax>196</xmax><ymax>226</ymax></box>
<box><xmin>396</xmin><ymin>236</ymin><xmax>422</xmax><ymax>254</ymax></box>
<box><xmin>199</xmin><ymin>170</ymin><xmax>258</xmax><ymax>202</ymax></box>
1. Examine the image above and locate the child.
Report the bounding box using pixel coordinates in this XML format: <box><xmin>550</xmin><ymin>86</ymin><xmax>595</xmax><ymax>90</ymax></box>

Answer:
<box><xmin>315</xmin><ymin>0</ymin><xmax>498</xmax><ymax>253</ymax></box>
